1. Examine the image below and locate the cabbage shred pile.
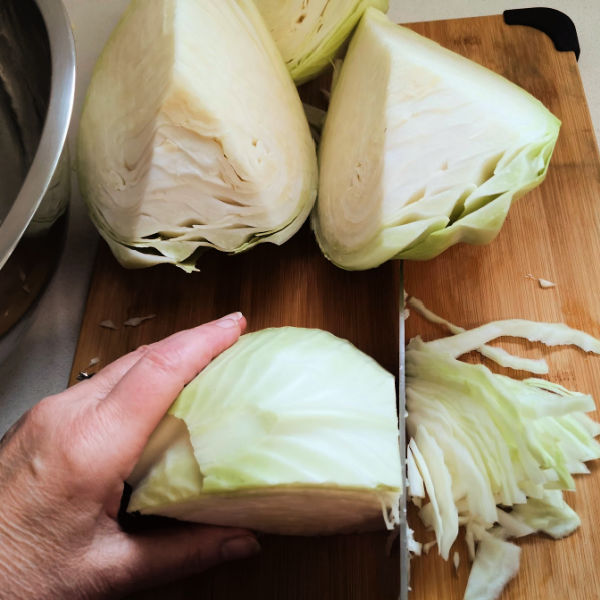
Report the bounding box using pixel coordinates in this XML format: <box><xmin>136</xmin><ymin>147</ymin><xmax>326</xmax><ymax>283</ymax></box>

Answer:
<box><xmin>405</xmin><ymin>298</ymin><xmax>600</xmax><ymax>600</ymax></box>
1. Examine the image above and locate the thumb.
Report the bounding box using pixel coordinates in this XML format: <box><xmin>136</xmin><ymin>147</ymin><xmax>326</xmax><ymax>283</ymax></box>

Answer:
<box><xmin>105</xmin><ymin>524</ymin><xmax>260</xmax><ymax>594</ymax></box>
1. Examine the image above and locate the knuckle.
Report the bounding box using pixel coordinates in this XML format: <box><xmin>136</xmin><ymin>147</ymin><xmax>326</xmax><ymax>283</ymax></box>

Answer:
<box><xmin>26</xmin><ymin>397</ymin><xmax>56</xmax><ymax>433</ymax></box>
<box><xmin>140</xmin><ymin>346</ymin><xmax>183</xmax><ymax>376</ymax></box>
<box><xmin>134</xmin><ymin>344</ymin><xmax>151</xmax><ymax>357</ymax></box>
<box><xmin>180</xmin><ymin>544</ymin><xmax>210</xmax><ymax>575</ymax></box>
<box><xmin>178</xmin><ymin>530</ymin><xmax>220</xmax><ymax>574</ymax></box>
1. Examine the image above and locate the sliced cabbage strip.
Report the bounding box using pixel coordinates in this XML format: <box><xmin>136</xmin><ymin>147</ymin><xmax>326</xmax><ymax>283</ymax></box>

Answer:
<box><xmin>463</xmin><ymin>530</ymin><xmax>521</xmax><ymax>600</ymax></box>
<box><xmin>407</xmin><ymin>296</ymin><xmax>549</xmax><ymax>374</ymax></box>
<box><xmin>428</xmin><ymin>319</ymin><xmax>600</xmax><ymax>358</ymax></box>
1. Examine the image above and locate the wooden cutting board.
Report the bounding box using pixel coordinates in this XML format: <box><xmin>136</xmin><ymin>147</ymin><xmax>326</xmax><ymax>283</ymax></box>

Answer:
<box><xmin>70</xmin><ymin>14</ymin><xmax>600</xmax><ymax>600</ymax></box>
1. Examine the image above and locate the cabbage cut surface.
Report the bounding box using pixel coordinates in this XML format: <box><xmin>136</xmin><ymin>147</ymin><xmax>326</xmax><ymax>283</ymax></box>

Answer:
<box><xmin>313</xmin><ymin>9</ymin><xmax>560</xmax><ymax>270</ymax></box>
<box><xmin>78</xmin><ymin>0</ymin><xmax>318</xmax><ymax>271</ymax></box>
<box><xmin>253</xmin><ymin>0</ymin><xmax>388</xmax><ymax>84</ymax></box>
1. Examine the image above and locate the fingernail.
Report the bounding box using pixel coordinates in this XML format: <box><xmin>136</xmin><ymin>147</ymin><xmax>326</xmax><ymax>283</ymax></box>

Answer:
<box><xmin>220</xmin><ymin>536</ymin><xmax>261</xmax><ymax>561</ymax></box>
<box><xmin>215</xmin><ymin>312</ymin><xmax>243</xmax><ymax>328</ymax></box>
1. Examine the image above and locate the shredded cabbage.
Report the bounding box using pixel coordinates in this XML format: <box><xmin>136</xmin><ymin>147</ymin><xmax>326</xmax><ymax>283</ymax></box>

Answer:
<box><xmin>408</xmin><ymin>296</ymin><xmax>549</xmax><ymax>374</ymax></box>
<box><xmin>406</xmin><ymin>441</ymin><xmax>425</xmax><ymax>498</ymax></box>
<box><xmin>405</xmin><ymin>299</ymin><xmax>600</xmax><ymax>600</ymax></box>
<box><xmin>427</xmin><ymin>319</ymin><xmax>600</xmax><ymax>358</ymax></box>
<box><xmin>463</xmin><ymin>529</ymin><xmax>521</xmax><ymax>600</ymax></box>
<box><xmin>412</xmin><ymin>425</ymin><xmax>458</xmax><ymax>560</ymax></box>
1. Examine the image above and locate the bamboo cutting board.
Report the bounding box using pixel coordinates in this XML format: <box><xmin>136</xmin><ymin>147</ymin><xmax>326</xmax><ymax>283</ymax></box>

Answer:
<box><xmin>70</xmin><ymin>14</ymin><xmax>600</xmax><ymax>600</ymax></box>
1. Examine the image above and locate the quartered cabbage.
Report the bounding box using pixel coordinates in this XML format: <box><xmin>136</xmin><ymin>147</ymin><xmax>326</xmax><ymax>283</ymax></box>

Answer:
<box><xmin>127</xmin><ymin>328</ymin><xmax>402</xmax><ymax>535</ymax></box>
<box><xmin>313</xmin><ymin>8</ymin><xmax>560</xmax><ymax>270</ymax></box>
<box><xmin>78</xmin><ymin>0</ymin><xmax>318</xmax><ymax>272</ymax></box>
<box><xmin>253</xmin><ymin>0</ymin><xmax>388</xmax><ymax>84</ymax></box>
<box><xmin>405</xmin><ymin>300</ymin><xmax>600</xmax><ymax>600</ymax></box>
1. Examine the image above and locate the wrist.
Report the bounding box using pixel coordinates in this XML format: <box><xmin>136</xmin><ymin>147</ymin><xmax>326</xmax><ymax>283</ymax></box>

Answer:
<box><xmin>0</xmin><ymin>513</ymin><xmax>51</xmax><ymax>599</ymax></box>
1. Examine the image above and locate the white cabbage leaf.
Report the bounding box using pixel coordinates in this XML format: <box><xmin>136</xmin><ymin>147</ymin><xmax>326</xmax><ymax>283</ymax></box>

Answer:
<box><xmin>508</xmin><ymin>490</ymin><xmax>580</xmax><ymax>539</ymax></box>
<box><xmin>253</xmin><ymin>0</ymin><xmax>388</xmax><ymax>84</ymax></box>
<box><xmin>427</xmin><ymin>319</ymin><xmax>600</xmax><ymax>358</ymax></box>
<box><xmin>78</xmin><ymin>0</ymin><xmax>318</xmax><ymax>271</ymax></box>
<box><xmin>463</xmin><ymin>529</ymin><xmax>521</xmax><ymax>600</ymax></box>
<box><xmin>128</xmin><ymin>327</ymin><xmax>402</xmax><ymax>535</ymax></box>
<box><xmin>407</xmin><ymin>296</ymin><xmax>549</xmax><ymax>374</ymax></box>
<box><xmin>313</xmin><ymin>8</ymin><xmax>560</xmax><ymax>270</ymax></box>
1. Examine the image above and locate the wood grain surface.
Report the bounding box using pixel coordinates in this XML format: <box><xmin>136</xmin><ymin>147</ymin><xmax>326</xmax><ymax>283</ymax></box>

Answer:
<box><xmin>70</xmin><ymin>14</ymin><xmax>600</xmax><ymax>600</ymax></box>
<box><xmin>403</xmin><ymin>15</ymin><xmax>600</xmax><ymax>600</ymax></box>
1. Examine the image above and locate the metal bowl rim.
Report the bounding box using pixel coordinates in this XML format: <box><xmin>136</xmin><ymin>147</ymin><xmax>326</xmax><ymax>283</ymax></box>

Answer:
<box><xmin>0</xmin><ymin>0</ymin><xmax>75</xmax><ymax>269</ymax></box>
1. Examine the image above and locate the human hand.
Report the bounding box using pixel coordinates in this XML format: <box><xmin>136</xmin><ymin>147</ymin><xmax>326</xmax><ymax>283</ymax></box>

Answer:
<box><xmin>0</xmin><ymin>312</ymin><xmax>260</xmax><ymax>599</ymax></box>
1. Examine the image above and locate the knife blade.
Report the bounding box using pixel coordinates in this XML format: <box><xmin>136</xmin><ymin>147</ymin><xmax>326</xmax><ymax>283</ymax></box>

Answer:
<box><xmin>398</xmin><ymin>260</ymin><xmax>409</xmax><ymax>600</ymax></box>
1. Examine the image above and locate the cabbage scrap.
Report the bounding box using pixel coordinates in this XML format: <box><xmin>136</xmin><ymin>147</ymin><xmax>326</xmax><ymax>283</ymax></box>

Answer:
<box><xmin>313</xmin><ymin>9</ymin><xmax>560</xmax><ymax>270</ymax></box>
<box><xmin>463</xmin><ymin>529</ymin><xmax>520</xmax><ymax>600</ymax></box>
<box><xmin>128</xmin><ymin>328</ymin><xmax>402</xmax><ymax>535</ymax></box>
<box><xmin>78</xmin><ymin>0</ymin><xmax>318</xmax><ymax>271</ymax></box>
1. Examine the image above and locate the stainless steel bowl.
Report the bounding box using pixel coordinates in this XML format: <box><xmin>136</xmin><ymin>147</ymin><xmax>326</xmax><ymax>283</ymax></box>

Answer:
<box><xmin>0</xmin><ymin>0</ymin><xmax>75</xmax><ymax>363</ymax></box>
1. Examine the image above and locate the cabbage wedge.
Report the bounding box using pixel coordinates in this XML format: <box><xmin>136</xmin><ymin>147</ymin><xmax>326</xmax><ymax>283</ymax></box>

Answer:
<box><xmin>127</xmin><ymin>328</ymin><xmax>402</xmax><ymax>535</ymax></box>
<box><xmin>253</xmin><ymin>0</ymin><xmax>388</xmax><ymax>84</ymax></box>
<box><xmin>78</xmin><ymin>0</ymin><xmax>318</xmax><ymax>272</ymax></box>
<box><xmin>313</xmin><ymin>9</ymin><xmax>560</xmax><ymax>270</ymax></box>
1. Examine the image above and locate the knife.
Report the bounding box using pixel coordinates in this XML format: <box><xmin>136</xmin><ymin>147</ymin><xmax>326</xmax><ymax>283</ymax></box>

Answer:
<box><xmin>398</xmin><ymin>260</ymin><xmax>409</xmax><ymax>600</ymax></box>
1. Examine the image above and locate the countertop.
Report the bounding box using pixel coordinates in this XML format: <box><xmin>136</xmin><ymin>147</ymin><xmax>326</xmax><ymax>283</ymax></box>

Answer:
<box><xmin>1</xmin><ymin>0</ymin><xmax>598</xmax><ymax>434</ymax></box>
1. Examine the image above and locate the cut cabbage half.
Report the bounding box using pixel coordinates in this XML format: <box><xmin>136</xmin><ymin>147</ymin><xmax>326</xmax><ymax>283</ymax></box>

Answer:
<box><xmin>253</xmin><ymin>0</ymin><xmax>388</xmax><ymax>84</ymax></box>
<box><xmin>78</xmin><ymin>0</ymin><xmax>318</xmax><ymax>271</ymax></box>
<box><xmin>127</xmin><ymin>327</ymin><xmax>402</xmax><ymax>535</ymax></box>
<box><xmin>313</xmin><ymin>8</ymin><xmax>560</xmax><ymax>270</ymax></box>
